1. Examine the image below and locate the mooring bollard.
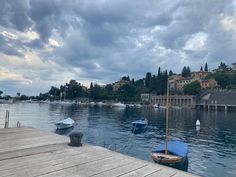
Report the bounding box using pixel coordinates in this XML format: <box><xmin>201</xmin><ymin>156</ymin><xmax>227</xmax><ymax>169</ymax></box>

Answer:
<box><xmin>4</xmin><ymin>110</ymin><xmax>9</xmax><ymax>128</ymax></box>
<box><xmin>68</xmin><ymin>132</ymin><xmax>83</xmax><ymax>147</ymax></box>
<box><xmin>17</xmin><ymin>121</ymin><xmax>21</xmax><ymax>128</ymax></box>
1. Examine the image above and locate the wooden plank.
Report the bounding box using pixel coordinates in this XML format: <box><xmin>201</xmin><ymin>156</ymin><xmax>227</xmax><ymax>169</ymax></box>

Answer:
<box><xmin>172</xmin><ymin>172</ymin><xmax>199</xmax><ymax>177</ymax></box>
<box><xmin>145</xmin><ymin>167</ymin><xmax>178</xmax><ymax>177</ymax></box>
<box><xmin>37</xmin><ymin>154</ymin><xmax>131</xmax><ymax>177</ymax></box>
<box><xmin>0</xmin><ymin>136</ymin><xmax>68</xmax><ymax>153</ymax></box>
<box><xmin>0</xmin><ymin>143</ymin><xmax>67</xmax><ymax>161</ymax></box>
<box><xmin>91</xmin><ymin>161</ymin><xmax>148</xmax><ymax>177</ymax></box>
<box><xmin>0</xmin><ymin>146</ymin><xmax>89</xmax><ymax>170</ymax></box>
<box><xmin>118</xmin><ymin>164</ymin><xmax>161</xmax><ymax>177</ymax></box>
<box><xmin>5</xmin><ymin>151</ymin><xmax>114</xmax><ymax>177</ymax></box>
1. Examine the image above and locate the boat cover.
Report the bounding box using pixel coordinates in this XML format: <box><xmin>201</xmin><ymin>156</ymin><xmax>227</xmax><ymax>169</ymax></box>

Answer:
<box><xmin>58</xmin><ymin>118</ymin><xmax>74</xmax><ymax>125</ymax></box>
<box><xmin>132</xmin><ymin>118</ymin><xmax>147</xmax><ymax>125</ymax></box>
<box><xmin>153</xmin><ymin>140</ymin><xmax>188</xmax><ymax>157</ymax></box>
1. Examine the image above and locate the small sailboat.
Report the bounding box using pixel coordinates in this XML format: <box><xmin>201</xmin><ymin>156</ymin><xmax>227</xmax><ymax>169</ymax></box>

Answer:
<box><xmin>151</xmin><ymin>140</ymin><xmax>188</xmax><ymax>164</ymax></box>
<box><xmin>55</xmin><ymin>117</ymin><xmax>75</xmax><ymax>130</ymax></box>
<box><xmin>131</xmin><ymin>118</ymin><xmax>148</xmax><ymax>134</ymax></box>
<box><xmin>151</xmin><ymin>77</ymin><xmax>188</xmax><ymax>165</ymax></box>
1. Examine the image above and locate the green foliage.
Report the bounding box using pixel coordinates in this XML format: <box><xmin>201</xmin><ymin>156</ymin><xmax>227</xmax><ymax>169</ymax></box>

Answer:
<box><xmin>121</xmin><ymin>76</ymin><xmax>130</xmax><ymax>81</ymax></box>
<box><xmin>182</xmin><ymin>66</ymin><xmax>191</xmax><ymax>77</ymax></box>
<box><xmin>19</xmin><ymin>95</ymin><xmax>28</xmax><ymax>100</ymax></box>
<box><xmin>214</xmin><ymin>71</ymin><xmax>231</xmax><ymax>89</ymax></box>
<box><xmin>145</xmin><ymin>72</ymin><xmax>152</xmax><ymax>89</ymax></box>
<box><xmin>184</xmin><ymin>81</ymin><xmax>201</xmax><ymax>95</ymax></box>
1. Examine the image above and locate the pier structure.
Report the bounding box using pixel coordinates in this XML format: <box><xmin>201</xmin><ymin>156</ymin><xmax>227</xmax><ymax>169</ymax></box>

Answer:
<box><xmin>197</xmin><ymin>90</ymin><xmax>236</xmax><ymax>111</ymax></box>
<box><xmin>141</xmin><ymin>94</ymin><xmax>196</xmax><ymax>108</ymax></box>
<box><xmin>0</xmin><ymin>127</ymin><xmax>199</xmax><ymax>177</ymax></box>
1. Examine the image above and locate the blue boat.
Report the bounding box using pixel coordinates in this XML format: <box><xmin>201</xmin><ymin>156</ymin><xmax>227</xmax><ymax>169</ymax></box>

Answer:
<box><xmin>131</xmin><ymin>118</ymin><xmax>148</xmax><ymax>134</ymax></box>
<box><xmin>151</xmin><ymin>140</ymin><xmax>188</xmax><ymax>164</ymax></box>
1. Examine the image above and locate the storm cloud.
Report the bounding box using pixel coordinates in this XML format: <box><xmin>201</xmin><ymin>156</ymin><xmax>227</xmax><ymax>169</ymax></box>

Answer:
<box><xmin>0</xmin><ymin>0</ymin><xmax>236</xmax><ymax>95</ymax></box>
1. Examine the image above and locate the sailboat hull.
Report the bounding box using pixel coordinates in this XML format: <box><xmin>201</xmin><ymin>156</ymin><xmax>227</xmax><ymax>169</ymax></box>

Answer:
<box><xmin>151</xmin><ymin>152</ymin><xmax>184</xmax><ymax>164</ymax></box>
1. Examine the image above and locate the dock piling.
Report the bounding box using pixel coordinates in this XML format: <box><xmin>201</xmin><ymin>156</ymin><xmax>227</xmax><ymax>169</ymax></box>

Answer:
<box><xmin>4</xmin><ymin>110</ymin><xmax>9</xmax><ymax>128</ymax></box>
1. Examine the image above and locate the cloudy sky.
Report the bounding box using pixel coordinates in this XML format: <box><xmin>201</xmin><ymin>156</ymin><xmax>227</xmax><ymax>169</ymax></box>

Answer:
<box><xmin>1</xmin><ymin>0</ymin><xmax>236</xmax><ymax>95</ymax></box>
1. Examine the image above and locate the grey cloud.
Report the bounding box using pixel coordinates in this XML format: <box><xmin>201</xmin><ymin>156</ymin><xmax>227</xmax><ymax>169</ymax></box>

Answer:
<box><xmin>0</xmin><ymin>36</ymin><xmax>24</xmax><ymax>57</ymax></box>
<box><xmin>0</xmin><ymin>0</ymin><xmax>31</xmax><ymax>31</ymax></box>
<box><xmin>1</xmin><ymin>0</ymin><xmax>236</xmax><ymax>95</ymax></box>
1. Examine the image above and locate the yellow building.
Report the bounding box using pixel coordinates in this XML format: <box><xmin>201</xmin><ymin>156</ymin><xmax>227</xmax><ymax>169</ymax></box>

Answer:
<box><xmin>112</xmin><ymin>80</ymin><xmax>129</xmax><ymax>91</ymax></box>
<box><xmin>191</xmin><ymin>71</ymin><xmax>210</xmax><ymax>80</ymax></box>
<box><xmin>200</xmin><ymin>79</ymin><xmax>217</xmax><ymax>89</ymax></box>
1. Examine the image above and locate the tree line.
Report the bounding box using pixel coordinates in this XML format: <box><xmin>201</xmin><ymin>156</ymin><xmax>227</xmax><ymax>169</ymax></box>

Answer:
<box><xmin>1</xmin><ymin>62</ymin><xmax>235</xmax><ymax>101</ymax></box>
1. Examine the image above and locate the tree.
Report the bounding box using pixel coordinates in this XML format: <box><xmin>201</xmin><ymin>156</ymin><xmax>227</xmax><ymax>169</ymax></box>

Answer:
<box><xmin>182</xmin><ymin>66</ymin><xmax>191</xmax><ymax>77</ymax></box>
<box><xmin>158</xmin><ymin>67</ymin><xmax>161</xmax><ymax>77</ymax></box>
<box><xmin>218</xmin><ymin>62</ymin><xmax>229</xmax><ymax>71</ymax></box>
<box><xmin>145</xmin><ymin>72</ymin><xmax>152</xmax><ymax>89</ymax></box>
<box><xmin>17</xmin><ymin>92</ymin><xmax>21</xmax><ymax>97</ymax></box>
<box><xmin>48</xmin><ymin>86</ymin><xmax>60</xmax><ymax>99</ymax></box>
<box><xmin>184</xmin><ymin>81</ymin><xmax>201</xmax><ymax>95</ymax></box>
<box><xmin>0</xmin><ymin>90</ymin><xmax>3</xmax><ymax>96</ymax></box>
<box><xmin>214</xmin><ymin>72</ymin><xmax>231</xmax><ymax>89</ymax></box>
<box><xmin>121</xmin><ymin>76</ymin><xmax>130</xmax><ymax>81</ymax></box>
<box><xmin>200</xmin><ymin>66</ymin><xmax>203</xmax><ymax>71</ymax></box>
<box><xmin>169</xmin><ymin>70</ymin><xmax>173</xmax><ymax>76</ymax></box>
<box><xmin>204</xmin><ymin>63</ymin><xmax>208</xmax><ymax>71</ymax></box>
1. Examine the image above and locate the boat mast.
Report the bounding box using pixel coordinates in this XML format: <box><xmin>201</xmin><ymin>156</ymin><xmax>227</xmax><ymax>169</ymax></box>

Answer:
<box><xmin>165</xmin><ymin>77</ymin><xmax>169</xmax><ymax>155</ymax></box>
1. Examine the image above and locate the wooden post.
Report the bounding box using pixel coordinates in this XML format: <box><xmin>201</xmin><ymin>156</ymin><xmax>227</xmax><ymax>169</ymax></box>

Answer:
<box><xmin>4</xmin><ymin>110</ymin><xmax>9</xmax><ymax>128</ymax></box>
<box><xmin>17</xmin><ymin>121</ymin><xmax>21</xmax><ymax>128</ymax></box>
<box><xmin>165</xmin><ymin>78</ymin><xmax>169</xmax><ymax>155</ymax></box>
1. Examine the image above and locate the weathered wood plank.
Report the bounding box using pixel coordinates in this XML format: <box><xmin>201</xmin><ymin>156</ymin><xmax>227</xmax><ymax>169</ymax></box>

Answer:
<box><xmin>91</xmin><ymin>161</ymin><xmax>148</xmax><ymax>177</ymax></box>
<box><xmin>0</xmin><ymin>144</ymin><xmax>67</xmax><ymax>161</ymax></box>
<box><xmin>118</xmin><ymin>164</ymin><xmax>161</xmax><ymax>177</ymax></box>
<box><xmin>1</xmin><ymin>148</ymin><xmax>113</xmax><ymax>177</ymax></box>
<box><xmin>37</xmin><ymin>155</ymin><xmax>131</xmax><ymax>177</ymax></box>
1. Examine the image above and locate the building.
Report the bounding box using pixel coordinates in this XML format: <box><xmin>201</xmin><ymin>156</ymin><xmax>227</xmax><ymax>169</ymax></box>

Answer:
<box><xmin>169</xmin><ymin>70</ymin><xmax>216</xmax><ymax>92</ymax></box>
<box><xmin>140</xmin><ymin>93</ymin><xmax>153</xmax><ymax>104</ymax></box>
<box><xmin>191</xmin><ymin>71</ymin><xmax>210</xmax><ymax>80</ymax></box>
<box><xmin>176</xmin><ymin>78</ymin><xmax>192</xmax><ymax>91</ymax></box>
<box><xmin>169</xmin><ymin>74</ymin><xmax>183</xmax><ymax>90</ymax></box>
<box><xmin>112</xmin><ymin>80</ymin><xmax>129</xmax><ymax>91</ymax></box>
<box><xmin>200</xmin><ymin>79</ymin><xmax>217</xmax><ymax>89</ymax></box>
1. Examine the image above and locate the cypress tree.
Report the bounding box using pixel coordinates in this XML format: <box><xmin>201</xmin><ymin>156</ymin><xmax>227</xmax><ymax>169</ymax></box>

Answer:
<box><xmin>204</xmin><ymin>63</ymin><xmax>208</xmax><ymax>71</ymax></box>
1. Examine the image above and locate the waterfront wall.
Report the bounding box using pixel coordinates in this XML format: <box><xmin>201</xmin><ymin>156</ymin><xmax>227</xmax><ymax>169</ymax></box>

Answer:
<box><xmin>141</xmin><ymin>94</ymin><xmax>196</xmax><ymax>108</ymax></box>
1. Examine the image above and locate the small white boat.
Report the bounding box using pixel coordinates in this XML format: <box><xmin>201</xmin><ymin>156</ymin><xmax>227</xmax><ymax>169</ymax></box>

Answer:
<box><xmin>55</xmin><ymin>118</ymin><xmax>75</xmax><ymax>130</ymax></box>
<box><xmin>196</xmin><ymin>120</ymin><xmax>200</xmax><ymax>126</ymax></box>
<box><xmin>111</xmin><ymin>102</ymin><xmax>126</xmax><ymax>108</ymax></box>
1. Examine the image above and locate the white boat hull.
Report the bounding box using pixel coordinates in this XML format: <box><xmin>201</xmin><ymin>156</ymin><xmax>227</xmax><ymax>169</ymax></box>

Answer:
<box><xmin>55</xmin><ymin>123</ymin><xmax>74</xmax><ymax>130</ymax></box>
<box><xmin>55</xmin><ymin>118</ymin><xmax>75</xmax><ymax>130</ymax></box>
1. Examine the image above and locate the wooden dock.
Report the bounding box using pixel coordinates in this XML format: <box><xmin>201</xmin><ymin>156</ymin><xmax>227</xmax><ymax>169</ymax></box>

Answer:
<box><xmin>0</xmin><ymin>127</ymin><xmax>199</xmax><ymax>177</ymax></box>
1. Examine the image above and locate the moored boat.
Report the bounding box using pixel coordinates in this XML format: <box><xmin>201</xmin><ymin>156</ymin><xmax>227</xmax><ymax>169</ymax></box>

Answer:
<box><xmin>131</xmin><ymin>118</ymin><xmax>148</xmax><ymax>134</ymax></box>
<box><xmin>151</xmin><ymin>77</ymin><xmax>188</xmax><ymax>165</ymax></box>
<box><xmin>55</xmin><ymin>117</ymin><xmax>75</xmax><ymax>130</ymax></box>
<box><xmin>151</xmin><ymin>140</ymin><xmax>188</xmax><ymax>164</ymax></box>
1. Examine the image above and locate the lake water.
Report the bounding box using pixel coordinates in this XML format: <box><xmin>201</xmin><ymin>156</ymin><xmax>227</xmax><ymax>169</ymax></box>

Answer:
<box><xmin>0</xmin><ymin>102</ymin><xmax>236</xmax><ymax>177</ymax></box>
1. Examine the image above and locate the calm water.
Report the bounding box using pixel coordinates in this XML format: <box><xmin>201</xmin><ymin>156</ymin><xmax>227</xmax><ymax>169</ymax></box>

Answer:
<box><xmin>1</xmin><ymin>103</ymin><xmax>236</xmax><ymax>177</ymax></box>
